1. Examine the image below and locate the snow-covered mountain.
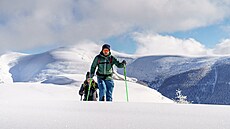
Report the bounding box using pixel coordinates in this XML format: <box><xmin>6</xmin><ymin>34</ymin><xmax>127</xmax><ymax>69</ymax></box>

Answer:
<box><xmin>4</xmin><ymin>44</ymin><xmax>99</xmax><ymax>84</ymax></box>
<box><xmin>1</xmin><ymin>43</ymin><xmax>134</xmax><ymax>85</ymax></box>
<box><xmin>1</xmin><ymin>43</ymin><xmax>230</xmax><ymax>105</ymax></box>
<box><xmin>119</xmin><ymin>55</ymin><xmax>230</xmax><ymax>105</ymax></box>
<box><xmin>0</xmin><ymin>43</ymin><xmax>172</xmax><ymax>103</ymax></box>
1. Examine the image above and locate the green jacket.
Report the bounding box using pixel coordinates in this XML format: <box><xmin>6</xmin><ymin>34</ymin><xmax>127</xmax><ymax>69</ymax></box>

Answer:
<box><xmin>90</xmin><ymin>52</ymin><xmax>124</xmax><ymax>80</ymax></box>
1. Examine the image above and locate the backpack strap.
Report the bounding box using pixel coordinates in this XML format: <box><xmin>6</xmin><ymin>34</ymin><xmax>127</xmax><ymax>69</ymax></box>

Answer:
<box><xmin>83</xmin><ymin>81</ymin><xmax>87</xmax><ymax>88</ymax></box>
<box><xmin>96</xmin><ymin>55</ymin><xmax>113</xmax><ymax>65</ymax></box>
<box><xmin>98</xmin><ymin>58</ymin><xmax>100</xmax><ymax>64</ymax></box>
<box><xmin>110</xmin><ymin>56</ymin><xmax>113</xmax><ymax>64</ymax></box>
<box><xmin>96</xmin><ymin>55</ymin><xmax>101</xmax><ymax>65</ymax></box>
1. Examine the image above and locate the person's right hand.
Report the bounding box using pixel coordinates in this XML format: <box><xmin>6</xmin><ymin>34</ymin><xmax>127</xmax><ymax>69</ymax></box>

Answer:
<box><xmin>122</xmin><ymin>60</ymin><xmax>127</xmax><ymax>65</ymax></box>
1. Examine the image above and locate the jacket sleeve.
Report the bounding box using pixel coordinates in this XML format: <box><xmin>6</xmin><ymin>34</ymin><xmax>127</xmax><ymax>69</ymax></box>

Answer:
<box><xmin>112</xmin><ymin>56</ymin><xmax>124</xmax><ymax>68</ymax></box>
<box><xmin>93</xmin><ymin>81</ymin><xmax>98</xmax><ymax>89</ymax></box>
<box><xmin>90</xmin><ymin>56</ymin><xmax>99</xmax><ymax>78</ymax></box>
<box><xmin>79</xmin><ymin>84</ymin><xmax>84</xmax><ymax>95</ymax></box>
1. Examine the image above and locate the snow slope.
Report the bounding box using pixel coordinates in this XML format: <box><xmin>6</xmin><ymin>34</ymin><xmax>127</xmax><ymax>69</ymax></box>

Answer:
<box><xmin>0</xmin><ymin>82</ymin><xmax>229</xmax><ymax>129</ymax></box>
<box><xmin>0</xmin><ymin>81</ymin><xmax>172</xmax><ymax>103</ymax></box>
<box><xmin>1</xmin><ymin>102</ymin><xmax>230</xmax><ymax>129</ymax></box>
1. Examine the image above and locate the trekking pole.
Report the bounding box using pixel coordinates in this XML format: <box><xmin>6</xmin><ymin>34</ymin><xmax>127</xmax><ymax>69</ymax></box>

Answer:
<box><xmin>124</xmin><ymin>65</ymin><xmax>129</xmax><ymax>102</ymax></box>
<box><xmin>86</xmin><ymin>78</ymin><xmax>93</xmax><ymax>101</ymax></box>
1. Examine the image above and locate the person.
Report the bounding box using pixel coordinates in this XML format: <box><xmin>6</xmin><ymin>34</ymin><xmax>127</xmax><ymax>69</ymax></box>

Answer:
<box><xmin>90</xmin><ymin>44</ymin><xmax>126</xmax><ymax>101</ymax></box>
<box><xmin>79</xmin><ymin>72</ymin><xmax>98</xmax><ymax>101</ymax></box>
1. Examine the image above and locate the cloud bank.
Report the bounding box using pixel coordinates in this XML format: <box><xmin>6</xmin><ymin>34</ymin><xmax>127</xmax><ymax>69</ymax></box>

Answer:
<box><xmin>212</xmin><ymin>39</ymin><xmax>230</xmax><ymax>55</ymax></box>
<box><xmin>134</xmin><ymin>33</ymin><xmax>230</xmax><ymax>56</ymax></box>
<box><xmin>0</xmin><ymin>0</ymin><xmax>230</xmax><ymax>52</ymax></box>
<box><xmin>134</xmin><ymin>33</ymin><xmax>208</xmax><ymax>56</ymax></box>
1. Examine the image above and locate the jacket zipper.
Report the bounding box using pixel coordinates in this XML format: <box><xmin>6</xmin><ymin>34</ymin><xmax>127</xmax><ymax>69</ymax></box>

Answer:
<box><xmin>104</xmin><ymin>59</ymin><xmax>106</xmax><ymax>75</ymax></box>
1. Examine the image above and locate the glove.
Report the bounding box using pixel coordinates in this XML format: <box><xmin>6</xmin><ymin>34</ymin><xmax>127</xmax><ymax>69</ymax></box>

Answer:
<box><xmin>122</xmin><ymin>60</ymin><xmax>127</xmax><ymax>65</ymax></box>
<box><xmin>79</xmin><ymin>91</ymin><xmax>84</xmax><ymax>96</ymax></box>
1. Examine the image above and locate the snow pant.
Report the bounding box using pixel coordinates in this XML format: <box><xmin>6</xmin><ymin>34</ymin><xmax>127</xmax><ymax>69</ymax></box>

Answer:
<box><xmin>97</xmin><ymin>78</ymin><xmax>114</xmax><ymax>101</ymax></box>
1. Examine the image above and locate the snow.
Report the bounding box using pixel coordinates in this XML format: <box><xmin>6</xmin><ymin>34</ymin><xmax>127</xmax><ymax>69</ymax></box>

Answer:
<box><xmin>0</xmin><ymin>52</ymin><xmax>25</xmax><ymax>83</ymax></box>
<box><xmin>0</xmin><ymin>95</ymin><xmax>230</xmax><ymax>129</ymax></box>
<box><xmin>41</xmin><ymin>76</ymin><xmax>76</xmax><ymax>85</ymax></box>
<box><xmin>0</xmin><ymin>81</ymin><xmax>173</xmax><ymax>129</ymax></box>
<box><xmin>0</xmin><ymin>82</ymin><xmax>230</xmax><ymax>129</ymax></box>
<box><xmin>113</xmin><ymin>80</ymin><xmax>172</xmax><ymax>102</ymax></box>
<box><xmin>0</xmin><ymin>83</ymin><xmax>76</xmax><ymax>101</ymax></box>
<box><xmin>0</xmin><ymin>78</ymin><xmax>172</xmax><ymax>103</ymax></box>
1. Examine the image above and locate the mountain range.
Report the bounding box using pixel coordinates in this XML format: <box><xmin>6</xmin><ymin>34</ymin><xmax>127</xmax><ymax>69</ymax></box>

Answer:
<box><xmin>120</xmin><ymin>55</ymin><xmax>230</xmax><ymax>104</ymax></box>
<box><xmin>1</xmin><ymin>44</ymin><xmax>230</xmax><ymax>104</ymax></box>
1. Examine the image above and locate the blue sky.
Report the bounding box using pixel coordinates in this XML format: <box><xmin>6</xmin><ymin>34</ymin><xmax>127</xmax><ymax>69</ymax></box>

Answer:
<box><xmin>168</xmin><ymin>20</ymin><xmax>230</xmax><ymax>48</ymax></box>
<box><xmin>104</xmin><ymin>33</ymin><xmax>137</xmax><ymax>54</ymax></box>
<box><xmin>0</xmin><ymin>0</ymin><xmax>230</xmax><ymax>55</ymax></box>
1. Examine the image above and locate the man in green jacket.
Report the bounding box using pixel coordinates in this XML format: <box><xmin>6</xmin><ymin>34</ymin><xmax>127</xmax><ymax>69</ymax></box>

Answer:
<box><xmin>90</xmin><ymin>44</ymin><xmax>126</xmax><ymax>101</ymax></box>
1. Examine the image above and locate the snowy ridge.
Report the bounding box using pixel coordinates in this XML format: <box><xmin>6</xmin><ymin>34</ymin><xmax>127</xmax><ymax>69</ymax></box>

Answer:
<box><xmin>120</xmin><ymin>55</ymin><xmax>230</xmax><ymax>104</ymax></box>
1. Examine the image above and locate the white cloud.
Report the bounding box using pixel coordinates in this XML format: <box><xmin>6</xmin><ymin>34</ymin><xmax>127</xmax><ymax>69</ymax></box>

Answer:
<box><xmin>134</xmin><ymin>33</ymin><xmax>230</xmax><ymax>56</ymax></box>
<box><xmin>76</xmin><ymin>0</ymin><xmax>228</xmax><ymax>32</ymax></box>
<box><xmin>0</xmin><ymin>0</ymin><xmax>230</xmax><ymax>52</ymax></box>
<box><xmin>212</xmin><ymin>39</ymin><xmax>230</xmax><ymax>55</ymax></box>
<box><xmin>134</xmin><ymin>33</ymin><xmax>208</xmax><ymax>56</ymax></box>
